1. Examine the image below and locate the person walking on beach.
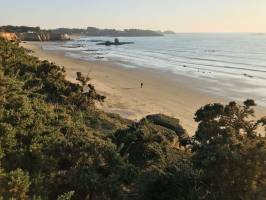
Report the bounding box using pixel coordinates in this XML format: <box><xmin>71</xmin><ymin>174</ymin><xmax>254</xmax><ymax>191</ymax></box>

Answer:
<box><xmin>141</xmin><ymin>82</ymin><xmax>143</xmax><ymax>88</ymax></box>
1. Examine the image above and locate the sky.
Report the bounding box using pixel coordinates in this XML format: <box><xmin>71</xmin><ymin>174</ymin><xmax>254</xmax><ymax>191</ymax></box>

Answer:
<box><xmin>0</xmin><ymin>0</ymin><xmax>265</xmax><ymax>32</ymax></box>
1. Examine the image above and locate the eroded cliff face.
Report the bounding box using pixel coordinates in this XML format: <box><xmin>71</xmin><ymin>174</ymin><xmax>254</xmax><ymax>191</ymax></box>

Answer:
<box><xmin>0</xmin><ymin>30</ymin><xmax>70</xmax><ymax>42</ymax></box>
<box><xmin>0</xmin><ymin>32</ymin><xmax>18</xmax><ymax>41</ymax></box>
<box><xmin>18</xmin><ymin>32</ymin><xmax>70</xmax><ymax>41</ymax></box>
<box><xmin>18</xmin><ymin>32</ymin><xmax>49</xmax><ymax>41</ymax></box>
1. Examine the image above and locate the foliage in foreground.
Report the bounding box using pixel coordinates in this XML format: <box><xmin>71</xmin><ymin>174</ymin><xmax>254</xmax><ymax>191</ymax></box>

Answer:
<box><xmin>0</xmin><ymin>38</ymin><xmax>265</xmax><ymax>200</ymax></box>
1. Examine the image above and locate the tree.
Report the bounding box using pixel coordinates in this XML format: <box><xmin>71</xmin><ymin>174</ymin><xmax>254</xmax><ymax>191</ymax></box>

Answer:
<box><xmin>0</xmin><ymin>169</ymin><xmax>31</xmax><ymax>200</ymax></box>
<box><xmin>140</xmin><ymin>161</ymin><xmax>202</xmax><ymax>200</ymax></box>
<box><xmin>191</xmin><ymin>100</ymin><xmax>266</xmax><ymax>199</ymax></box>
<box><xmin>76</xmin><ymin>72</ymin><xmax>106</xmax><ymax>108</ymax></box>
<box><xmin>57</xmin><ymin>191</ymin><xmax>75</xmax><ymax>200</ymax></box>
<box><xmin>114</xmin><ymin>114</ymin><xmax>188</xmax><ymax>169</ymax></box>
<box><xmin>46</xmin><ymin>130</ymin><xmax>137</xmax><ymax>200</ymax></box>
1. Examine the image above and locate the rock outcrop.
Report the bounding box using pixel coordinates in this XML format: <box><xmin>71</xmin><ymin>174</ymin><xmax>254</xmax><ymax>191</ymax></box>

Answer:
<box><xmin>0</xmin><ymin>26</ymin><xmax>70</xmax><ymax>41</ymax></box>
<box><xmin>18</xmin><ymin>32</ymin><xmax>48</xmax><ymax>41</ymax></box>
<box><xmin>0</xmin><ymin>32</ymin><xmax>18</xmax><ymax>41</ymax></box>
<box><xmin>96</xmin><ymin>38</ymin><xmax>134</xmax><ymax>46</ymax></box>
<box><xmin>18</xmin><ymin>32</ymin><xmax>70</xmax><ymax>41</ymax></box>
<box><xmin>145</xmin><ymin>114</ymin><xmax>190</xmax><ymax>146</ymax></box>
<box><xmin>114</xmin><ymin>114</ymin><xmax>189</xmax><ymax>168</ymax></box>
<box><xmin>49</xmin><ymin>33</ymin><xmax>70</xmax><ymax>41</ymax></box>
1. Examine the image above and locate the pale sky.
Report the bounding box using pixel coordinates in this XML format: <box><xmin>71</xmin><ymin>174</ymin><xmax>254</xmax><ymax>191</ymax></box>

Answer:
<box><xmin>0</xmin><ymin>0</ymin><xmax>265</xmax><ymax>32</ymax></box>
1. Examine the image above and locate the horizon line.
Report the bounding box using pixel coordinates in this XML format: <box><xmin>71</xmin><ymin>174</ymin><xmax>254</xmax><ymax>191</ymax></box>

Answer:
<box><xmin>1</xmin><ymin>24</ymin><xmax>266</xmax><ymax>34</ymax></box>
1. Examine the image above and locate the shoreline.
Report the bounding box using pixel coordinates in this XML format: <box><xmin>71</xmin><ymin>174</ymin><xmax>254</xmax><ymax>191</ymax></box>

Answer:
<box><xmin>20</xmin><ymin>41</ymin><xmax>266</xmax><ymax>134</ymax></box>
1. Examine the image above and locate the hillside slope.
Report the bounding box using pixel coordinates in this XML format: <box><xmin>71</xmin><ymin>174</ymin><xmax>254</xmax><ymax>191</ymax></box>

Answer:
<box><xmin>0</xmin><ymin>38</ymin><xmax>265</xmax><ymax>200</ymax></box>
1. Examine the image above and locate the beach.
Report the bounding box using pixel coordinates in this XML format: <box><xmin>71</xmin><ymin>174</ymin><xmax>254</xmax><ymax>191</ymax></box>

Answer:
<box><xmin>21</xmin><ymin>41</ymin><xmax>266</xmax><ymax>134</ymax></box>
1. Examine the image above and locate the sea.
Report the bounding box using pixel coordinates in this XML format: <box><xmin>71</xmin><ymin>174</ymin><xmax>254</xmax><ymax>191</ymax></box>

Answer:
<box><xmin>43</xmin><ymin>33</ymin><xmax>266</xmax><ymax>106</ymax></box>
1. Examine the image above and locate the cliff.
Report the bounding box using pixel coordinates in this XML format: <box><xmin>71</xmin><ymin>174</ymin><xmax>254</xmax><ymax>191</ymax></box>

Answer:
<box><xmin>0</xmin><ymin>32</ymin><xmax>18</xmax><ymax>41</ymax></box>
<box><xmin>18</xmin><ymin>32</ymin><xmax>48</xmax><ymax>41</ymax></box>
<box><xmin>0</xmin><ymin>26</ymin><xmax>70</xmax><ymax>41</ymax></box>
<box><xmin>18</xmin><ymin>32</ymin><xmax>70</xmax><ymax>41</ymax></box>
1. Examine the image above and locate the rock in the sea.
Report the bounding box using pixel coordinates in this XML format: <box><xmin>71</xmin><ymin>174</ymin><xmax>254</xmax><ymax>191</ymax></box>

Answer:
<box><xmin>97</xmin><ymin>38</ymin><xmax>134</xmax><ymax>46</ymax></box>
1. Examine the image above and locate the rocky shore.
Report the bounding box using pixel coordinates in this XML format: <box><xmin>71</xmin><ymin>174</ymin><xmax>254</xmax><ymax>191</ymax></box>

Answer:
<box><xmin>0</xmin><ymin>31</ymin><xmax>70</xmax><ymax>42</ymax></box>
<box><xmin>0</xmin><ymin>26</ymin><xmax>70</xmax><ymax>41</ymax></box>
<box><xmin>18</xmin><ymin>32</ymin><xmax>70</xmax><ymax>41</ymax></box>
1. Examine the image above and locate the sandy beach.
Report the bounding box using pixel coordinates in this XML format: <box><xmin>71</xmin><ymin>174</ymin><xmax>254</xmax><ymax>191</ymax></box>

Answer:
<box><xmin>21</xmin><ymin>41</ymin><xmax>266</xmax><ymax>134</ymax></box>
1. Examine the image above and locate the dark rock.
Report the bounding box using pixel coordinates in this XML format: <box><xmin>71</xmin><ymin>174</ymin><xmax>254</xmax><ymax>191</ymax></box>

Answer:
<box><xmin>96</xmin><ymin>56</ymin><xmax>104</xmax><ymax>59</ymax></box>
<box><xmin>97</xmin><ymin>39</ymin><xmax>134</xmax><ymax>46</ymax></box>
<box><xmin>145</xmin><ymin>114</ymin><xmax>190</xmax><ymax>146</ymax></box>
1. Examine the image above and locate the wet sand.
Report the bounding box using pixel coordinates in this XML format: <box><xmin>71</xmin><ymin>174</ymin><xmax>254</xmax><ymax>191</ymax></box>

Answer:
<box><xmin>21</xmin><ymin>41</ymin><xmax>266</xmax><ymax>135</ymax></box>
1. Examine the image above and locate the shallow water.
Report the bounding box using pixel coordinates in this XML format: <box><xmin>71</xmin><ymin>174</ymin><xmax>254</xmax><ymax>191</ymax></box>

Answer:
<box><xmin>43</xmin><ymin>33</ymin><xmax>266</xmax><ymax>106</ymax></box>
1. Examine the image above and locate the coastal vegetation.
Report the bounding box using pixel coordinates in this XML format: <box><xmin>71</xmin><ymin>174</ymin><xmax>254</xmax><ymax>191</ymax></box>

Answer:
<box><xmin>85</xmin><ymin>27</ymin><xmax>163</xmax><ymax>37</ymax></box>
<box><xmin>0</xmin><ymin>26</ymin><xmax>41</xmax><ymax>33</ymax></box>
<box><xmin>0</xmin><ymin>38</ymin><xmax>265</xmax><ymax>200</ymax></box>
